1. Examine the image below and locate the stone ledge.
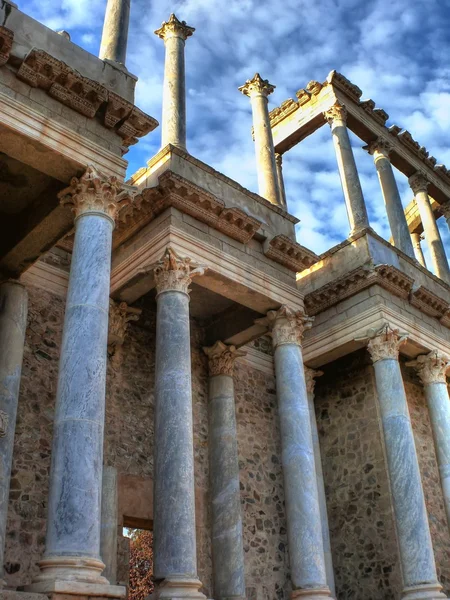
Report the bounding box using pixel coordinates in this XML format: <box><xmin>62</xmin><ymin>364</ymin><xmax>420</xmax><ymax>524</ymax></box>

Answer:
<box><xmin>263</xmin><ymin>234</ymin><xmax>319</xmax><ymax>273</ymax></box>
<box><xmin>25</xmin><ymin>581</ymin><xmax>125</xmax><ymax>599</ymax></box>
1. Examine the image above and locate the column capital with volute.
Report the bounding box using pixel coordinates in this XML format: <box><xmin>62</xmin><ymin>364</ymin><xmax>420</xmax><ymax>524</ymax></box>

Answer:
<box><xmin>256</xmin><ymin>305</ymin><xmax>314</xmax><ymax>349</ymax></box>
<box><xmin>366</xmin><ymin>324</ymin><xmax>408</xmax><ymax>363</ymax></box>
<box><xmin>324</xmin><ymin>101</ymin><xmax>348</xmax><ymax>125</ymax></box>
<box><xmin>203</xmin><ymin>341</ymin><xmax>246</xmax><ymax>377</ymax></box>
<box><xmin>154</xmin><ymin>13</ymin><xmax>195</xmax><ymax>41</ymax></box>
<box><xmin>363</xmin><ymin>137</ymin><xmax>394</xmax><ymax>159</ymax></box>
<box><xmin>407</xmin><ymin>351</ymin><xmax>450</xmax><ymax>385</ymax></box>
<box><xmin>409</xmin><ymin>171</ymin><xmax>429</xmax><ymax>195</ymax></box>
<box><xmin>304</xmin><ymin>367</ymin><xmax>324</xmax><ymax>396</ymax></box>
<box><xmin>150</xmin><ymin>247</ymin><xmax>206</xmax><ymax>296</ymax></box>
<box><xmin>238</xmin><ymin>72</ymin><xmax>275</xmax><ymax>99</ymax></box>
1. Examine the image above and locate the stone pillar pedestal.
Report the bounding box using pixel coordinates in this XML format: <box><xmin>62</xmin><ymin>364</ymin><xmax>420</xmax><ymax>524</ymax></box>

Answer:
<box><xmin>325</xmin><ymin>102</ymin><xmax>369</xmax><ymax>236</ymax></box>
<box><xmin>203</xmin><ymin>341</ymin><xmax>246</xmax><ymax>600</ymax></box>
<box><xmin>99</xmin><ymin>0</ymin><xmax>131</xmax><ymax>64</ymax></box>
<box><xmin>367</xmin><ymin>325</ymin><xmax>447</xmax><ymax>600</ymax></box>
<box><xmin>155</xmin><ymin>14</ymin><xmax>195</xmax><ymax>151</ymax></box>
<box><xmin>257</xmin><ymin>307</ymin><xmax>333</xmax><ymax>600</ymax></box>
<box><xmin>151</xmin><ymin>247</ymin><xmax>206</xmax><ymax>600</ymax></box>
<box><xmin>239</xmin><ymin>74</ymin><xmax>281</xmax><ymax>206</ymax></box>
<box><xmin>0</xmin><ymin>280</ymin><xmax>28</xmax><ymax>587</ymax></box>
<box><xmin>409</xmin><ymin>173</ymin><xmax>450</xmax><ymax>284</ymax></box>
<box><xmin>26</xmin><ymin>166</ymin><xmax>129</xmax><ymax>600</ymax></box>
<box><xmin>411</xmin><ymin>232</ymin><xmax>427</xmax><ymax>268</ymax></box>
<box><xmin>100</xmin><ymin>466</ymin><xmax>119</xmax><ymax>584</ymax></box>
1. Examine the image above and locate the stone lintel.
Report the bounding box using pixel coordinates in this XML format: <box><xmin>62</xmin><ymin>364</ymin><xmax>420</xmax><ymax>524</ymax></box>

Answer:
<box><xmin>264</xmin><ymin>234</ymin><xmax>319</xmax><ymax>273</ymax></box>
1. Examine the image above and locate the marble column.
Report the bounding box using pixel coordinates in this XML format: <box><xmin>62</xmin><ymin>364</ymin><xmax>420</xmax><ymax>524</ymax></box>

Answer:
<box><xmin>203</xmin><ymin>341</ymin><xmax>246</xmax><ymax>600</ymax></box>
<box><xmin>441</xmin><ymin>202</ymin><xmax>450</xmax><ymax>234</ymax></box>
<box><xmin>155</xmin><ymin>14</ymin><xmax>195</xmax><ymax>151</ymax></box>
<box><xmin>406</xmin><ymin>352</ymin><xmax>450</xmax><ymax>534</ymax></box>
<box><xmin>257</xmin><ymin>307</ymin><xmax>333</xmax><ymax>600</ymax></box>
<box><xmin>409</xmin><ymin>173</ymin><xmax>450</xmax><ymax>283</ymax></box>
<box><xmin>0</xmin><ymin>280</ymin><xmax>28</xmax><ymax>587</ymax></box>
<box><xmin>367</xmin><ymin>325</ymin><xmax>446</xmax><ymax>600</ymax></box>
<box><xmin>324</xmin><ymin>102</ymin><xmax>369</xmax><ymax>236</ymax></box>
<box><xmin>411</xmin><ymin>232</ymin><xmax>427</xmax><ymax>268</ymax></box>
<box><xmin>27</xmin><ymin>166</ymin><xmax>130</xmax><ymax>597</ymax></box>
<box><xmin>152</xmin><ymin>247</ymin><xmax>206</xmax><ymax>600</ymax></box>
<box><xmin>100</xmin><ymin>466</ymin><xmax>119</xmax><ymax>584</ymax></box>
<box><xmin>364</xmin><ymin>139</ymin><xmax>415</xmax><ymax>258</ymax></box>
<box><xmin>304</xmin><ymin>368</ymin><xmax>335</xmax><ymax>597</ymax></box>
<box><xmin>99</xmin><ymin>0</ymin><xmax>130</xmax><ymax>64</ymax></box>
<box><xmin>275</xmin><ymin>153</ymin><xmax>288</xmax><ymax>208</ymax></box>
<box><xmin>239</xmin><ymin>73</ymin><xmax>281</xmax><ymax>206</ymax></box>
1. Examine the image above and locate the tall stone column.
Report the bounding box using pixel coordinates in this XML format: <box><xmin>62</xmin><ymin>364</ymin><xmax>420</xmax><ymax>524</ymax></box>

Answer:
<box><xmin>409</xmin><ymin>173</ymin><xmax>450</xmax><ymax>284</ymax></box>
<box><xmin>100</xmin><ymin>466</ymin><xmax>119</xmax><ymax>584</ymax></box>
<box><xmin>406</xmin><ymin>352</ymin><xmax>450</xmax><ymax>534</ymax></box>
<box><xmin>441</xmin><ymin>202</ymin><xmax>450</xmax><ymax>234</ymax></box>
<box><xmin>367</xmin><ymin>325</ymin><xmax>446</xmax><ymax>600</ymax></box>
<box><xmin>155</xmin><ymin>14</ymin><xmax>195</xmax><ymax>151</ymax></box>
<box><xmin>275</xmin><ymin>153</ymin><xmax>288</xmax><ymax>208</ymax></box>
<box><xmin>99</xmin><ymin>0</ymin><xmax>131</xmax><ymax>64</ymax></box>
<box><xmin>27</xmin><ymin>166</ymin><xmax>129</xmax><ymax>598</ymax></box>
<box><xmin>364</xmin><ymin>139</ymin><xmax>415</xmax><ymax>258</ymax></box>
<box><xmin>324</xmin><ymin>102</ymin><xmax>369</xmax><ymax>236</ymax></box>
<box><xmin>152</xmin><ymin>247</ymin><xmax>206</xmax><ymax>600</ymax></box>
<box><xmin>0</xmin><ymin>280</ymin><xmax>28</xmax><ymax>587</ymax></box>
<box><xmin>239</xmin><ymin>73</ymin><xmax>281</xmax><ymax>206</ymax></box>
<box><xmin>304</xmin><ymin>368</ymin><xmax>335</xmax><ymax>597</ymax></box>
<box><xmin>203</xmin><ymin>341</ymin><xmax>246</xmax><ymax>600</ymax></box>
<box><xmin>257</xmin><ymin>307</ymin><xmax>333</xmax><ymax>600</ymax></box>
<box><xmin>411</xmin><ymin>232</ymin><xmax>427</xmax><ymax>268</ymax></box>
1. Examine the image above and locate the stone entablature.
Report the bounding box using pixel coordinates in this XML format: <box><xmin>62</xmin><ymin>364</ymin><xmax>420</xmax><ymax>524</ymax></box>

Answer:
<box><xmin>263</xmin><ymin>234</ymin><xmax>319</xmax><ymax>272</ymax></box>
<box><xmin>409</xmin><ymin>285</ymin><xmax>450</xmax><ymax>320</ymax></box>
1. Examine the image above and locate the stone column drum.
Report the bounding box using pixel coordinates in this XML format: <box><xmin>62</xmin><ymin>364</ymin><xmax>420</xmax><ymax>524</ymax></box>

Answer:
<box><xmin>99</xmin><ymin>0</ymin><xmax>131</xmax><ymax>64</ymax></box>
<box><xmin>411</xmin><ymin>232</ymin><xmax>427</xmax><ymax>268</ymax></box>
<box><xmin>239</xmin><ymin>73</ymin><xmax>281</xmax><ymax>206</ymax></box>
<box><xmin>100</xmin><ymin>466</ymin><xmax>119</xmax><ymax>584</ymax></box>
<box><xmin>409</xmin><ymin>173</ymin><xmax>450</xmax><ymax>284</ymax></box>
<box><xmin>0</xmin><ymin>280</ymin><xmax>28</xmax><ymax>587</ymax></box>
<box><xmin>257</xmin><ymin>307</ymin><xmax>333</xmax><ymax>600</ymax></box>
<box><xmin>304</xmin><ymin>368</ymin><xmax>336</xmax><ymax>597</ymax></box>
<box><xmin>364</xmin><ymin>139</ymin><xmax>415</xmax><ymax>258</ymax></box>
<box><xmin>441</xmin><ymin>202</ymin><xmax>450</xmax><ymax>235</ymax></box>
<box><xmin>155</xmin><ymin>14</ymin><xmax>195</xmax><ymax>151</ymax></box>
<box><xmin>407</xmin><ymin>352</ymin><xmax>450</xmax><ymax>534</ymax></box>
<box><xmin>203</xmin><ymin>341</ymin><xmax>246</xmax><ymax>600</ymax></box>
<box><xmin>325</xmin><ymin>102</ymin><xmax>369</xmax><ymax>236</ymax></box>
<box><xmin>27</xmin><ymin>166</ymin><xmax>129</xmax><ymax>597</ymax></box>
<box><xmin>367</xmin><ymin>325</ymin><xmax>446</xmax><ymax>600</ymax></box>
<box><xmin>152</xmin><ymin>247</ymin><xmax>206</xmax><ymax>600</ymax></box>
<box><xmin>275</xmin><ymin>153</ymin><xmax>288</xmax><ymax>208</ymax></box>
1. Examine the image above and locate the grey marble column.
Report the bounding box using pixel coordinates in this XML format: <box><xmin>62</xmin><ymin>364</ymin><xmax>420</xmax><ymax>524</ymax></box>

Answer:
<box><xmin>99</xmin><ymin>0</ymin><xmax>130</xmax><ymax>64</ymax></box>
<box><xmin>305</xmin><ymin>368</ymin><xmax>335</xmax><ymax>597</ymax></box>
<box><xmin>409</xmin><ymin>173</ymin><xmax>450</xmax><ymax>284</ymax></box>
<box><xmin>239</xmin><ymin>74</ymin><xmax>281</xmax><ymax>206</ymax></box>
<box><xmin>203</xmin><ymin>341</ymin><xmax>246</xmax><ymax>600</ymax></box>
<box><xmin>407</xmin><ymin>352</ymin><xmax>450</xmax><ymax>535</ymax></box>
<box><xmin>0</xmin><ymin>280</ymin><xmax>28</xmax><ymax>587</ymax></box>
<box><xmin>152</xmin><ymin>247</ymin><xmax>206</xmax><ymax>600</ymax></box>
<box><xmin>100</xmin><ymin>466</ymin><xmax>119</xmax><ymax>584</ymax></box>
<box><xmin>364</xmin><ymin>139</ymin><xmax>415</xmax><ymax>258</ymax></box>
<box><xmin>257</xmin><ymin>307</ymin><xmax>333</xmax><ymax>600</ymax></box>
<box><xmin>275</xmin><ymin>153</ymin><xmax>288</xmax><ymax>209</ymax></box>
<box><xmin>155</xmin><ymin>14</ymin><xmax>195</xmax><ymax>151</ymax></box>
<box><xmin>325</xmin><ymin>102</ymin><xmax>369</xmax><ymax>236</ymax></box>
<box><xmin>367</xmin><ymin>325</ymin><xmax>446</xmax><ymax>600</ymax></box>
<box><xmin>411</xmin><ymin>232</ymin><xmax>427</xmax><ymax>268</ymax></box>
<box><xmin>27</xmin><ymin>166</ymin><xmax>129</xmax><ymax>596</ymax></box>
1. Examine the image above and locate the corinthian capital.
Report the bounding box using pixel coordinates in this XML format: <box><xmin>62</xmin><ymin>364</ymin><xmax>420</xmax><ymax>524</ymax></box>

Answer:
<box><xmin>238</xmin><ymin>73</ymin><xmax>275</xmax><ymax>98</ymax></box>
<box><xmin>406</xmin><ymin>351</ymin><xmax>450</xmax><ymax>385</ymax></box>
<box><xmin>408</xmin><ymin>172</ymin><xmax>429</xmax><ymax>195</ymax></box>
<box><xmin>108</xmin><ymin>299</ymin><xmax>141</xmax><ymax>354</ymax></box>
<box><xmin>366</xmin><ymin>324</ymin><xmax>408</xmax><ymax>363</ymax></box>
<box><xmin>256</xmin><ymin>305</ymin><xmax>314</xmax><ymax>349</ymax></box>
<box><xmin>363</xmin><ymin>138</ymin><xmax>393</xmax><ymax>158</ymax></box>
<box><xmin>58</xmin><ymin>165</ymin><xmax>131</xmax><ymax>223</ymax></box>
<box><xmin>151</xmin><ymin>247</ymin><xmax>205</xmax><ymax>296</ymax></box>
<box><xmin>324</xmin><ymin>101</ymin><xmax>347</xmax><ymax>125</ymax></box>
<box><xmin>203</xmin><ymin>341</ymin><xmax>246</xmax><ymax>377</ymax></box>
<box><xmin>440</xmin><ymin>201</ymin><xmax>450</xmax><ymax>220</ymax></box>
<box><xmin>304</xmin><ymin>367</ymin><xmax>324</xmax><ymax>396</ymax></box>
<box><xmin>154</xmin><ymin>13</ymin><xmax>195</xmax><ymax>41</ymax></box>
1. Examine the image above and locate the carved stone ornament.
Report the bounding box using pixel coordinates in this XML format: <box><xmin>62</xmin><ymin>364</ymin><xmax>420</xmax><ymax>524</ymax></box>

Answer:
<box><xmin>58</xmin><ymin>165</ymin><xmax>132</xmax><ymax>223</ymax></box>
<box><xmin>203</xmin><ymin>341</ymin><xmax>246</xmax><ymax>377</ymax></box>
<box><xmin>304</xmin><ymin>367</ymin><xmax>324</xmax><ymax>396</ymax></box>
<box><xmin>150</xmin><ymin>247</ymin><xmax>206</xmax><ymax>296</ymax></box>
<box><xmin>408</xmin><ymin>172</ymin><xmax>429</xmax><ymax>195</ymax></box>
<box><xmin>363</xmin><ymin>138</ymin><xmax>393</xmax><ymax>158</ymax></box>
<box><xmin>154</xmin><ymin>13</ymin><xmax>195</xmax><ymax>41</ymax></box>
<box><xmin>0</xmin><ymin>410</ymin><xmax>8</xmax><ymax>438</ymax></box>
<box><xmin>264</xmin><ymin>235</ymin><xmax>319</xmax><ymax>273</ymax></box>
<box><xmin>440</xmin><ymin>202</ymin><xmax>450</xmax><ymax>221</ymax></box>
<box><xmin>239</xmin><ymin>73</ymin><xmax>275</xmax><ymax>98</ymax></box>
<box><xmin>365</xmin><ymin>324</ymin><xmax>408</xmax><ymax>363</ymax></box>
<box><xmin>256</xmin><ymin>305</ymin><xmax>314</xmax><ymax>349</ymax></box>
<box><xmin>406</xmin><ymin>351</ymin><xmax>450</xmax><ymax>385</ymax></box>
<box><xmin>108</xmin><ymin>299</ymin><xmax>141</xmax><ymax>355</ymax></box>
<box><xmin>0</xmin><ymin>26</ymin><xmax>14</xmax><ymax>66</ymax></box>
<box><xmin>324</xmin><ymin>101</ymin><xmax>348</xmax><ymax>125</ymax></box>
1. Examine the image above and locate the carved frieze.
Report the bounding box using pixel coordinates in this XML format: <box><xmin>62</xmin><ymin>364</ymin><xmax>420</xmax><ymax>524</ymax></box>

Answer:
<box><xmin>217</xmin><ymin>207</ymin><xmax>261</xmax><ymax>244</ymax></box>
<box><xmin>269</xmin><ymin>98</ymin><xmax>298</xmax><ymax>127</ymax></box>
<box><xmin>410</xmin><ymin>285</ymin><xmax>450</xmax><ymax>319</ymax></box>
<box><xmin>50</xmin><ymin>73</ymin><xmax>108</xmax><ymax>118</ymax></box>
<box><xmin>0</xmin><ymin>26</ymin><xmax>14</xmax><ymax>66</ymax></box>
<box><xmin>264</xmin><ymin>234</ymin><xmax>319</xmax><ymax>273</ymax></box>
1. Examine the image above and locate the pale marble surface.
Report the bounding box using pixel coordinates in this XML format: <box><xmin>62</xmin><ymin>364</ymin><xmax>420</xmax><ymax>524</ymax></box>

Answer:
<box><xmin>161</xmin><ymin>35</ymin><xmax>187</xmax><ymax>150</ymax></box>
<box><xmin>100</xmin><ymin>466</ymin><xmax>118</xmax><ymax>584</ymax></box>
<box><xmin>99</xmin><ymin>0</ymin><xmax>130</xmax><ymax>64</ymax></box>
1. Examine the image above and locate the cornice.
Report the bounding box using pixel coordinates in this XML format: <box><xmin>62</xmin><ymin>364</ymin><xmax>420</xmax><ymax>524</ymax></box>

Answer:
<box><xmin>264</xmin><ymin>234</ymin><xmax>319</xmax><ymax>273</ymax></box>
<box><xmin>0</xmin><ymin>26</ymin><xmax>13</xmax><ymax>66</ymax></box>
<box><xmin>410</xmin><ymin>285</ymin><xmax>450</xmax><ymax>319</ymax></box>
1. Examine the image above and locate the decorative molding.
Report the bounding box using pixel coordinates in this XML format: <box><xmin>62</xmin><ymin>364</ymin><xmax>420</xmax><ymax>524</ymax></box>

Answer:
<box><xmin>154</xmin><ymin>13</ymin><xmax>195</xmax><ymax>41</ymax></box>
<box><xmin>304</xmin><ymin>367</ymin><xmax>324</xmax><ymax>396</ymax></box>
<box><xmin>410</xmin><ymin>285</ymin><xmax>450</xmax><ymax>319</ymax></box>
<box><xmin>264</xmin><ymin>234</ymin><xmax>319</xmax><ymax>273</ymax></box>
<box><xmin>406</xmin><ymin>351</ymin><xmax>450</xmax><ymax>385</ymax></box>
<box><xmin>408</xmin><ymin>172</ymin><xmax>429</xmax><ymax>195</ymax></box>
<box><xmin>20</xmin><ymin>261</ymin><xmax>69</xmax><ymax>296</ymax></box>
<box><xmin>203</xmin><ymin>341</ymin><xmax>246</xmax><ymax>377</ymax></box>
<box><xmin>363</xmin><ymin>137</ymin><xmax>393</xmax><ymax>158</ymax></box>
<box><xmin>0</xmin><ymin>26</ymin><xmax>14</xmax><ymax>66</ymax></box>
<box><xmin>256</xmin><ymin>305</ymin><xmax>314</xmax><ymax>349</ymax></box>
<box><xmin>239</xmin><ymin>73</ymin><xmax>275</xmax><ymax>98</ymax></box>
<box><xmin>148</xmin><ymin>246</ymin><xmax>206</xmax><ymax>296</ymax></box>
<box><xmin>326</xmin><ymin>70</ymin><xmax>362</xmax><ymax>101</ymax></box>
<box><xmin>358</xmin><ymin>99</ymin><xmax>389</xmax><ymax>126</ymax></box>
<box><xmin>324</xmin><ymin>101</ymin><xmax>347</xmax><ymax>124</ymax></box>
<box><xmin>366</xmin><ymin>323</ymin><xmax>408</xmax><ymax>363</ymax></box>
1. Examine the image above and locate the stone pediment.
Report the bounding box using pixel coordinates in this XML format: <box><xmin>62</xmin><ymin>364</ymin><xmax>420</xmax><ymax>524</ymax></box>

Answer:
<box><xmin>264</xmin><ymin>234</ymin><xmax>319</xmax><ymax>273</ymax></box>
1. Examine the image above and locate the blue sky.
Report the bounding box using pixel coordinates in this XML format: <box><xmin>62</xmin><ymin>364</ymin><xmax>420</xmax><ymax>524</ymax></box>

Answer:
<box><xmin>19</xmin><ymin>0</ymin><xmax>450</xmax><ymax>263</ymax></box>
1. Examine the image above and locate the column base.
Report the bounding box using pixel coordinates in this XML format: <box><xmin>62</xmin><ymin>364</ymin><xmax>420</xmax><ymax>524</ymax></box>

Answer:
<box><xmin>155</xmin><ymin>577</ymin><xmax>206</xmax><ymax>600</ymax></box>
<box><xmin>291</xmin><ymin>587</ymin><xmax>333</xmax><ymax>600</ymax></box>
<box><xmin>402</xmin><ymin>583</ymin><xmax>448</xmax><ymax>600</ymax></box>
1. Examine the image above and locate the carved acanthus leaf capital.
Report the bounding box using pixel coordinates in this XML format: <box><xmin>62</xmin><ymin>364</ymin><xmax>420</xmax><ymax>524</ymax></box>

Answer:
<box><xmin>324</xmin><ymin>101</ymin><xmax>347</xmax><ymax>125</ymax></box>
<box><xmin>406</xmin><ymin>351</ymin><xmax>450</xmax><ymax>385</ymax></box>
<box><xmin>256</xmin><ymin>305</ymin><xmax>314</xmax><ymax>349</ymax></box>
<box><xmin>363</xmin><ymin>138</ymin><xmax>393</xmax><ymax>158</ymax></box>
<box><xmin>409</xmin><ymin>172</ymin><xmax>429</xmax><ymax>195</ymax></box>
<box><xmin>154</xmin><ymin>13</ymin><xmax>195</xmax><ymax>41</ymax></box>
<box><xmin>239</xmin><ymin>73</ymin><xmax>275</xmax><ymax>98</ymax></box>
<box><xmin>365</xmin><ymin>324</ymin><xmax>408</xmax><ymax>363</ymax></box>
<box><xmin>304</xmin><ymin>367</ymin><xmax>324</xmax><ymax>396</ymax></box>
<box><xmin>108</xmin><ymin>299</ymin><xmax>141</xmax><ymax>352</ymax></box>
<box><xmin>440</xmin><ymin>202</ymin><xmax>450</xmax><ymax>221</ymax></box>
<box><xmin>151</xmin><ymin>247</ymin><xmax>206</xmax><ymax>296</ymax></box>
<box><xmin>203</xmin><ymin>341</ymin><xmax>246</xmax><ymax>377</ymax></box>
<box><xmin>58</xmin><ymin>166</ymin><xmax>132</xmax><ymax>223</ymax></box>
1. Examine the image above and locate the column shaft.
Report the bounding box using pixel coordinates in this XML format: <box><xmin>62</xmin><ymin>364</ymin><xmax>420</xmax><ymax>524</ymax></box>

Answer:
<box><xmin>99</xmin><ymin>0</ymin><xmax>131</xmax><ymax>64</ymax></box>
<box><xmin>411</xmin><ymin>232</ymin><xmax>427</xmax><ymax>268</ymax></box>
<box><xmin>416</xmin><ymin>191</ymin><xmax>450</xmax><ymax>282</ymax></box>
<box><xmin>0</xmin><ymin>281</ymin><xmax>28</xmax><ymax>586</ymax></box>
<box><xmin>100</xmin><ymin>466</ymin><xmax>119</xmax><ymax>584</ymax></box>
<box><xmin>275</xmin><ymin>153</ymin><xmax>288</xmax><ymax>208</ymax></box>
